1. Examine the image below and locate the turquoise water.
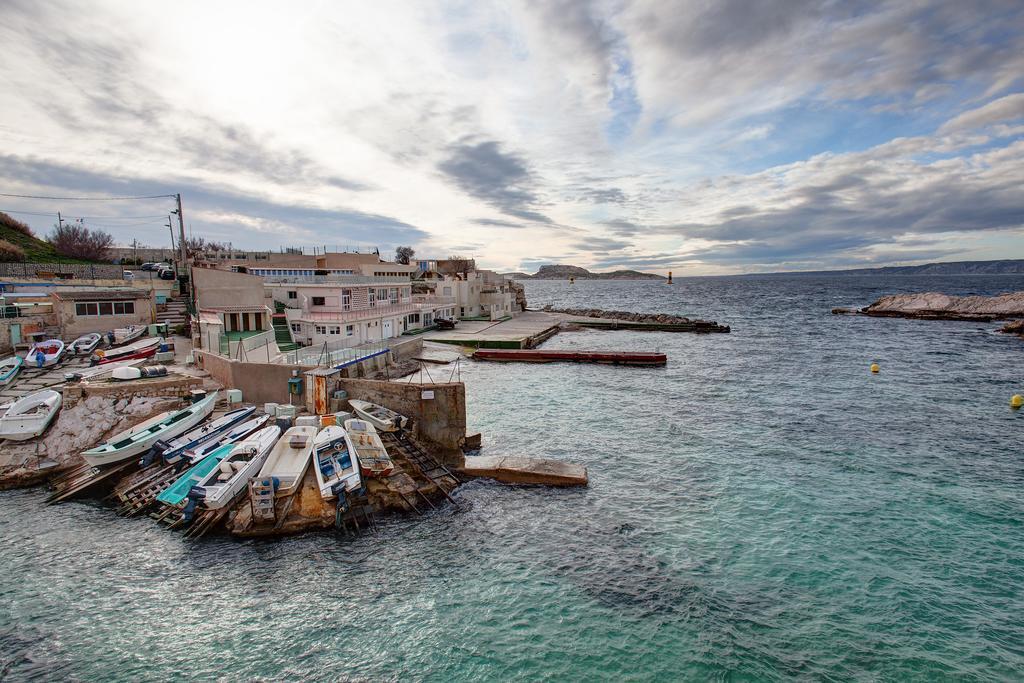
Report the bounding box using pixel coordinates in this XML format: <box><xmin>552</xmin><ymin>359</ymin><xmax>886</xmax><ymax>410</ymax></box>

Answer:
<box><xmin>2</xmin><ymin>276</ymin><xmax>1023</xmax><ymax>680</ymax></box>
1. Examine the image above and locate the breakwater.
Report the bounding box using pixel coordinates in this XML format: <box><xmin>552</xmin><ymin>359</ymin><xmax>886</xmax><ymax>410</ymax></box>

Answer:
<box><xmin>541</xmin><ymin>306</ymin><xmax>730</xmax><ymax>332</ymax></box>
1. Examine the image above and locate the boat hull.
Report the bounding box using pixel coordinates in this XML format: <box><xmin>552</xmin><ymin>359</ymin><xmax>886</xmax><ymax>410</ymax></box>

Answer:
<box><xmin>25</xmin><ymin>340</ymin><xmax>65</xmax><ymax>368</ymax></box>
<box><xmin>344</xmin><ymin>419</ymin><xmax>394</xmax><ymax>478</ymax></box>
<box><xmin>257</xmin><ymin>426</ymin><xmax>317</xmax><ymax>497</ymax></box>
<box><xmin>0</xmin><ymin>389</ymin><xmax>62</xmax><ymax>441</ymax></box>
<box><xmin>82</xmin><ymin>392</ymin><xmax>218</xmax><ymax>467</ymax></box>
<box><xmin>313</xmin><ymin>425</ymin><xmax>361</xmax><ymax>499</ymax></box>
<box><xmin>348</xmin><ymin>399</ymin><xmax>409</xmax><ymax>432</ymax></box>
<box><xmin>195</xmin><ymin>426</ymin><xmax>281</xmax><ymax>509</ymax></box>
<box><xmin>0</xmin><ymin>356</ymin><xmax>23</xmax><ymax>387</ymax></box>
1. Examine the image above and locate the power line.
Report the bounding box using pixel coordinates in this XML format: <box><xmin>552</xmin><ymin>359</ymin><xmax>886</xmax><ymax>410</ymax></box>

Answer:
<box><xmin>0</xmin><ymin>192</ymin><xmax>176</xmax><ymax>201</ymax></box>
<box><xmin>0</xmin><ymin>208</ymin><xmax>168</xmax><ymax>220</ymax></box>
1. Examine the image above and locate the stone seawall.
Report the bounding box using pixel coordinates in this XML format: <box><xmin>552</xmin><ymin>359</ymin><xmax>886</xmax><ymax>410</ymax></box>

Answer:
<box><xmin>64</xmin><ymin>375</ymin><xmax>202</xmax><ymax>406</ymax></box>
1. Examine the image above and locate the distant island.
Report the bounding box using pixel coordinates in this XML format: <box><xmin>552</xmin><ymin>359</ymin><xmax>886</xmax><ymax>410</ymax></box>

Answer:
<box><xmin>745</xmin><ymin>259</ymin><xmax>1024</xmax><ymax>277</ymax></box>
<box><xmin>504</xmin><ymin>264</ymin><xmax>666</xmax><ymax>280</ymax></box>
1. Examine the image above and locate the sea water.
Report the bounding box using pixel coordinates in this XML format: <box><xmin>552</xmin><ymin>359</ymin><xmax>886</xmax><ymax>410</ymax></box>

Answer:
<box><xmin>1</xmin><ymin>275</ymin><xmax>1022</xmax><ymax>680</ymax></box>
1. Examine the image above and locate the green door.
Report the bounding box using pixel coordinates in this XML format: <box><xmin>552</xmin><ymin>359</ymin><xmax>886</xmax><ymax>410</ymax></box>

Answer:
<box><xmin>10</xmin><ymin>323</ymin><xmax>20</xmax><ymax>346</ymax></box>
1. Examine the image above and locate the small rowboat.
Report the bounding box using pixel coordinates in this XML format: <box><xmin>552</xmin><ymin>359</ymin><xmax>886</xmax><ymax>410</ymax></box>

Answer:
<box><xmin>25</xmin><ymin>339</ymin><xmax>65</xmax><ymax>368</ymax></box>
<box><xmin>111</xmin><ymin>365</ymin><xmax>168</xmax><ymax>381</ymax></box>
<box><xmin>348</xmin><ymin>399</ymin><xmax>409</xmax><ymax>432</ymax></box>
<box><xmin>257</xmin><ymin>425</ymin><xmax>317</xmax><ymax>497</ymax></box>
<box><xmin>68</xmin><ymin>333</ymin><xmax>102</xmax><ymax>355</ymax></box>
<box><xmin>0</xmin><ymin>389</ymin><xmax>62</xmax><ymax>441</ymax></box>
<box><xmin>108</xmin><ymin>325</ymin><xmax>146</xmax><ymax>346</ymax></box>
<box><xmin>344</xmin><ymin>419</ymin><xmax>394</xmax><ymax>478</ymax></box>
<box><xmin>152</xmin><ymin>405</ymin><xmax>256</xmax><ymax>465</ymax></box>
<box><xmin>64</xmin><ymin>358</ymin><xmax>145</xmax><ymax>383</ymax></box>
<box><xmin>0</xmin><ymin>355</ymin><xmax>23</xmax><ymax>387</ymax></box>
<box><xmin>82</xmin><ymin>391</ymin><xmax>218</xmax><ymax>467</ymax></box>
<box><xmin>179</xmin><ymin>414</ymin><xmax>271</xmax><ymax>465</ymax></box>
<box><xmin>91</xmin><ymin>337</ymin><xmax>162</xmax><ymax>365</ymax></box>
<box><xmin>313</xmin><ymin>425</ymin><xmax>362</xmax><ymax>499</ymax></box>
<box><xmin>190</xmin><ymin>426</ymin><xmax>281</xmax><ymax>510</ymax></box>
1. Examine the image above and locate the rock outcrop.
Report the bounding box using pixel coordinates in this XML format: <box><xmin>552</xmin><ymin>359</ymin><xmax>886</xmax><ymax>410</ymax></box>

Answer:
<box><xmin>542</xmin><ymin>306</ymin><xmax>693</xmax><ymax>324</ymax></box>
<box><xmin>834</xmin><ymin>291</ymin><xmax>1024</xmax><ymax>322</ymax></box>
<box><xmin>506</xmin><ymin>265</ymin><xmax>666</xmax><ymax>280</ymax></box>
<box><xmin>0</xmin><ymin>395</ymin><xmax>177</xmax><ymax>489</ymax></box>
<box><xmin>1001</xmin><ymin>319</ymin><xmax>1024</xmax><ymax>336</ymax></box>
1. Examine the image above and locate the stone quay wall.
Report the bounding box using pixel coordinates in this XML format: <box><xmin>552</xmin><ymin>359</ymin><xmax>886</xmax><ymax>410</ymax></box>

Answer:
<box><xmin>63</xmin><ymin>375</ymin><xmax>203</xmax><ymax>406</ymax></box>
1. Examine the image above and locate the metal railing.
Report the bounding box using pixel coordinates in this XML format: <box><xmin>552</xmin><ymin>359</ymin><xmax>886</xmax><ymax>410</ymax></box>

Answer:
<box><xmin>261</xmin><ymin>275</ymin><xmax>412</xmax><ymax>285</ymax></box>
<box><xmin>284</xmin><ymin>339</ymin><xmax>390</xmax><ymax>367</ymax></box>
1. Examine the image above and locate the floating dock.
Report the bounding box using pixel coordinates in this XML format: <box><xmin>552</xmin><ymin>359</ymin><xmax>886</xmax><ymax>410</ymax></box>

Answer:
<box><xmin>473</xmin><ymin>348</ymin><xmax>667</xmax><ymax>366</ymax></box>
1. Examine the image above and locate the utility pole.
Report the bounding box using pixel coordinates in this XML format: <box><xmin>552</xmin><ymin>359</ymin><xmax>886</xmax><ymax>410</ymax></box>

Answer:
<box><xmin>175</xmin><ymin>193</ymin><xmax>190</xmax><ymax>303</ymax></box>
<box><xmin>57</xmin><ymin>211</ymin><xmax>63</xmax><ymax>230</ymax></box>
<box><xmin>166</xmin><ymin>215</ymin><xmax>176</xmax><ymax>253</ymax></box>
<box><xmin>132</xmin><ymin>238</ymin><xmax>138</xmax><ymax>266</ymax></box>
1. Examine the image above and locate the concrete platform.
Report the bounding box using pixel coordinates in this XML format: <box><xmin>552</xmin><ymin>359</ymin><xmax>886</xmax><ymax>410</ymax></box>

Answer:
<box><xmin>419</xmin><ymin>311</ymin><xmax>563</xmax><ymax>349</ymax></box>
<box><xmin>459</xmin><ymin>455</ymin><xmax>588</xmax><ymax>486</ymax></box>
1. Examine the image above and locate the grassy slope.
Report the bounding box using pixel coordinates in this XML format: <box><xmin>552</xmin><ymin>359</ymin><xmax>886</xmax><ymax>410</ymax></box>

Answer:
<box><xmin>0</xmin><ymin>213</ymin><xmax>94</xmax><ymax>263</ymax></box>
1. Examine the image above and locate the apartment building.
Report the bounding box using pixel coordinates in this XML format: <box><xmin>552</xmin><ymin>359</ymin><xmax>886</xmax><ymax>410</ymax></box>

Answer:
<box><xmin>417</xmin><ymin>269</ymin><xmax>519</xmax><ymax>320</ymax></box>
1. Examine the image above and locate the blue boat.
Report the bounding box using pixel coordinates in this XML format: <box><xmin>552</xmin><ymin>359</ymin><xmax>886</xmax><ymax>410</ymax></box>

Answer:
<box><xmin>156</xmin><ymin>444</ymin><xmax>234</xmax><ymax>507</ymax></box>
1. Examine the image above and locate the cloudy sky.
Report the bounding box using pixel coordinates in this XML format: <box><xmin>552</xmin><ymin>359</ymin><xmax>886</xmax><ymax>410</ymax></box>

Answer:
<box><xmin>0</xmin><ymin>0</ymin><xmax>1022</xmax><ymax>274</ymax></box>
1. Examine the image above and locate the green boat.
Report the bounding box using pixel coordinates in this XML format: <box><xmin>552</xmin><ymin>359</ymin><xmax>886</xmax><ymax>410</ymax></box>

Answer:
<box><xmin>156</xmin><ymin>443</ymin><xmax>234</xmax><ymax>507</ymax></box>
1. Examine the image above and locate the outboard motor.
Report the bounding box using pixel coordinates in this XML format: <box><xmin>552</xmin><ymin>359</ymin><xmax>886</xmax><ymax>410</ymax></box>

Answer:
<box><xmin>88</xmin><ymin>354</ymin><xmax>100</xmax><ymax>367</ymax></box>
<box><xmin>150</xmin><ymin>439</ymin><xmax>171</xmax><ymax>461</ymax></box>
<box><xmin>181</xmin><ymin>490</ymin><xmax>200</xmax><ymax>523</ymax></box>
<box><xmin>106</xmin><ymin>331</ymin><xmax>115</xmax><ymax>346</ymax></box>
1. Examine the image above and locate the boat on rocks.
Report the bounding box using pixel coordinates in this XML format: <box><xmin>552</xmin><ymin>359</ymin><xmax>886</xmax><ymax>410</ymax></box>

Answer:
<box><xmin>150</xmin><ymin>405</ymin><xmax>256</xmax><ymax>465</ymax></box>
<box><xmin>25</xmin><ymin>339</ymin><xmax>65</xmax><ymax>368</ymax></box>
<box><xmin>344</xmin><ymin>419</ymin><xmax>394</xmax><ymax>478</ymax></box>
<box><xmin>0</xmin><ymin>389</ymin><xmax>62</xmax><ymax>441</ymax></box>
<box><xmin>177</xmin><ymin>414</ymin><xmax>271</xmax><ymax>465</ymax></box>
<box><xmin>64</xmin><ymin>358</ymin><xmax>145</xmax><ymax>383</ymax></box>
<box><xmin>82</xmin><ymin>391</ymin><xmax>218</xmax><ymax>467</ymax></box>
<box><xmin>156</xmin><ymin>443</ymin><xmax>234</xmax><ymax>508</ymax></box>
<box><xmin>257</xmin><ymin>425</ymin><xmax>317</xmax><ymax>497</ymax></box>
<box><xmin>91</xmin><ymin>337</ymin><xmax>162</xmax><ymax>365</ymax></box>
<box><xmin>190</xmin><ymin>426</ymin><xmax>281</xmax><ymax>510</ymax></box>
<box><xmin>313</xmin><ymin>425</ymin><xmax>362</xmax><ymax>499</ymax></box>
<box><xmin>112</xmin><ymin>365</ymin><xmax>168</xmax><ymax>381</ymax></box>
<box><xmin>108</xmin><ymin>325</ymin><xmax>146</xmax><ymax>345</ymax></box>
<box><xmin>0</xmin><ymin>355</ymin><xmax>23</xmax><ymax>387</ymax></box>
<box><xmin>348</xmin><ymin>399</ymin><xmax>409</xmax><ymax>432</ymax></box>
<box><xmin>68</xmin><ymin>333</ymin><xmax>102</xmax><ymax>355</ymax></box>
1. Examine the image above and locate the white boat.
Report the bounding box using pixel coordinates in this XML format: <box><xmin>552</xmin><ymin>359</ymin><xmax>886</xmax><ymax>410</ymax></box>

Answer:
<box><xmin>111</xmin><ymin>365</ymin><xmax>168</xmax><ymax>381</ymax></box>
<box><xmin>0</xmin><ymin>389</ymin><xmax>62</xmax><ymax>441</ymax></box>
<box><xmin>64</xmin><ymin>358</ymin><xmax>145</xmax><ymax>383</ymax></box>
<box><xmin>257</xmin><ymin>425</ymin><xmax>317</xmax><ymax>497</ymax></box>
<box><xmin>91</xmin><ymin>337</ymin><xmax>162</xmax><ymax>365</ymax></box>
<box><xmin>348</xmin><ymin>399</ymin><xmax>409</xmax><ymax>432</ymax></box>
<box><xmin>109</xmin><ymin>325</ymin><xmax>146</xmax><ymax>345</ymax></box>
<box><xmin>313</xmin><ymin>425</ymin><xmax>362</xmax><ymax>499</ymax></box>
<box><xmin>153</xmin><ymin>405</ymin><xmax>256</xmax><ymax>464</ymax></box>
<box><xmin>344</xmin><ymin>419</ymin><xmax>394</xmax><ymax>478</ymax></box>
<box><xmin>180</xmin><ymin>414</ymin><xmax>271</xmax><ymax>465</ymax></box>
<box><xmin>192</xmin><ymin>426</ymin><xmax>281</xmax><ymax>509</ymax></box>
<box><xmin>68</xmin><ymin>333</ymin><xmax>102</xmax><ymax>355</ymax></box>
<box><xmin>0</xmin><ymin>355</ymin><xmax>23</xmax><ymax>387</ymax></box>
<box><xmin>24</xmin><ymin>339</ymin><xmax>65</xmax><ymax>368</ymax></box>
<box><xmin>81</xmin><ymin>391</ymin><xmax>218</xmax><ymax>467</ymax></box>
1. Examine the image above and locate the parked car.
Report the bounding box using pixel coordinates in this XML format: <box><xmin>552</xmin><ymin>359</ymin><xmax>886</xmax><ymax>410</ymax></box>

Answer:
<box><xmin>153</xmin><ymin>262</ymin><xmax>171</xmax><ymax>271</ymax></box>
<box><xmin>123</xmin><ymin>270</ymin><xmax>134</xmax><ymax>280</ymax></box>
<box><xmin>140</xmin><ymin>262</ymin><xmax>156</xmax><ymax>271</ymax></box>
<box><xmin>158</xmin><ymin>268</ymin><xmax>176</xmax><ymax>281</ymax></box>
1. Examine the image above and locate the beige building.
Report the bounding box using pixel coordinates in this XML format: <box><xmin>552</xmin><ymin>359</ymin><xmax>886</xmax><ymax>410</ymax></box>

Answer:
<box><xmin>198</xmin><ymin>251</ymin><xmax>419</xmax><ymax>279</ymax></box>
<box><xmin>192</xmin><ymin>267</ymin><xmax>274</xmax><ymax>354</ymax></box>
<box><xmin>52</xmin><ymin>289</ymin><xmax>154</xmax><ymax>337</ymax></box>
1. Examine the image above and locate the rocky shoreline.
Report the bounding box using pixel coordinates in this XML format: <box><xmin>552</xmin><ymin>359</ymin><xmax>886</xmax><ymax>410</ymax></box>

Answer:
<box><xmin>832</xmin><ymin>291</ymin><xmax>1024</xmax><ymax>325</ymax></box>
<box><xmin>541</xmin><ymin>306</ymin><xmax>730</xmax><ymax>332</ymax></box>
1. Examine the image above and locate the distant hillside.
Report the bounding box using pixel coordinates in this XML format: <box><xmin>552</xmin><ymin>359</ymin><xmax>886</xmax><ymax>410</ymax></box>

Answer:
<box><xmin>747</xmin><ymin>259</ymin><xmax>1024</xmax><ymax>277</ymax></box>
<box><xmin>0</xmin><ymin>211</ymin><xmax>90</xmax><ymax>263</ymax></box>
<box><xmin>505</xmin><ymin>264</ymin><xmax>666</xmax><ymax>280</ymax></box>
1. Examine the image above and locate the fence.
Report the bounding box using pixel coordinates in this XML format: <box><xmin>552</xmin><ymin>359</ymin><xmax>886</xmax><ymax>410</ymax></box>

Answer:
<box><xmin>0</xmin><ymin>262</ymin><xmax>127</xmax><ymax>279</ymax></box>
<box><xmin>284</xmin><ymin>339</ymin><xmax>390</xmax><ymax>368</ymax></box>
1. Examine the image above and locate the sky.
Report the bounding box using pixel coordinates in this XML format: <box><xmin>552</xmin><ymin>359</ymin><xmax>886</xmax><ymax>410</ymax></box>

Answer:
<box><xmin>0</xmin><ymin>0</ymin><xmax>1022</xmax><ymax>275</ymax></box>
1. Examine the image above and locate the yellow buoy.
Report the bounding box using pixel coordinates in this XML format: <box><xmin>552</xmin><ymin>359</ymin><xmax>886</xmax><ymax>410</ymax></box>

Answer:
<box><xmin>1012</xmin><ymin>394</ymin><xmax>1023</xmax><ymax>409</ymax></box>
<box><xmin>870</xmin><ymin>363</ymin><xmax>880</xmax><ymax>373</ymax></box>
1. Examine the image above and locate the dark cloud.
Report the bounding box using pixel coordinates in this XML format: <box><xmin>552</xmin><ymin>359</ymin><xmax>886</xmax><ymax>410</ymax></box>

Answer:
<box><xmin>572</xmin><ymin>236</ymin><xmax>631</xmax><ymax>252</ymax></box>
<box><xmin>0</xmin><ymin>155</ymin><xmax>428</xmax><ymax>250</ymax></box>
<box><xmin>577</xmin><ymin>187</ymin><xmax>629</xmax><ymax>205</ymax></box>
<box><xmin>471</xmin><ymin>218</ymin><xmax>526</xmax><ymax>228</ymax></box>
<box><xmin>438</xmin><ymin>140</ymin><xmax>554</xmax><ymax>224</ymax></box>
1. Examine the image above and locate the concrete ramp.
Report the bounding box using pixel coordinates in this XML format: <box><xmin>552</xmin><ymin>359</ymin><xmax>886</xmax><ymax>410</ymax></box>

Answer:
<box><xmin>460</xmin><ymin>456</ymin><xmax>588</xmax><ymax>487</ymax></box>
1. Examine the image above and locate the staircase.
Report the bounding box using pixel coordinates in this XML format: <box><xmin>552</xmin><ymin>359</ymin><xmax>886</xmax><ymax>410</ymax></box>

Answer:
<box><xmin>157</xmin><ymin>297</ymin><xmax>189</xmax><ymax>329</ymax></box>
<box><xmin>272</xmin><ymin>302</ymin><xmax>299</xmax><ymax>352</ymax></box>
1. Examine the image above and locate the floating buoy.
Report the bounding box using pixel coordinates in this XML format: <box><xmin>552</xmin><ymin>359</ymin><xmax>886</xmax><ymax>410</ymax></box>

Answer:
<box><xmin>667</xmin><ymin>270</ymin><xmax>673</xmax><ymax>284</ymax></box>
<box><xmin>1012</xmin><ymin>394</ymin><xmax>1023</xmax><ymax>409</ymax></box>
<box><xmin>870</xmin><ymin>363</ymin><xmax>880</xmax><ymax>373</ymax></box>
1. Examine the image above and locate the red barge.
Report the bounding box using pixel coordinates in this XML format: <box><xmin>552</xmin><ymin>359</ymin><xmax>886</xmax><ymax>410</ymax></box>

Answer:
<box><xmin>473</xmin><ymin>348</ymin><xmax>666</xmax><ymax>366</ymax></box>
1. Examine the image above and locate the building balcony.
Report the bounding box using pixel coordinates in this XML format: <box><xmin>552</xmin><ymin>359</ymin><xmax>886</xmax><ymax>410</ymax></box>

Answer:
<box><xmin>480</xmin><ymin>292</ymin><xmax>506</xmax><ymax>305</ymax></box>
<box><xmin>296</xmin><ymin>303</ymin><xmax>418</xmax><ymax>323</ymax></box>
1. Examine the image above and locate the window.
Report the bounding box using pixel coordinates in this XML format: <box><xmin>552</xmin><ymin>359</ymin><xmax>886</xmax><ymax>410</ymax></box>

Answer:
<box><xmin>341</xmin><ymin>289</ymin><xmax>351</xmax><ymax>311</ymax></box>
<box><xmin>287</xmin><ymin>291</ymin><xmax>297</xmax><ymax>299</ymax></box>
<box><xmin>74</xmin><ymin>300</ymin><xmax>134</xmax><ymax>316</ymax></box>
<box><xmin>98</xmin><ymin>302</ymin><xmax>113</xmax><ymax>316</ymax></box>
<box><xmin>114</xmin><ymin>302</ymin><xmax>135</xmax><ymax>315</ymax></box>
<box><xmin>290</xmin><ymin>323</ymin><xmax>301</xmax><ymax>332</ymax></box>
<box><xmin>389</xmin><ymin>288</ymin><xmax>398</xmax><ymax>304</ymax></box>
<box><xmin>312</xmin><ymin>296</ymin><xmax>325</xmax><ymax>306</ymax></box>
<box><xmin>329</xmin><ymin>326</ymin><xmax>340</xmax><ymax>335</ymax></box>
<box><xmin>345</xmin><ymin>325</ymin><xmax>354</xmax><ymax>336</ymax></box>
<box><xmin>315</xmin><ymin>325</ymin><xmax>327</xmax><ymax>334</ymax></box>
<box><xmin>369</xmin><ymin>289</ymin><xmax>376</xmax><ymax>306</ymax></box>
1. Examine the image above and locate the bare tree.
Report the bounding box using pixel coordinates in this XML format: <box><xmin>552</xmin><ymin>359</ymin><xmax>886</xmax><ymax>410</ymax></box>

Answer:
<box><xmin>394</xmin><ymin>245</ymin><xmax>415</xmax><ymax>264</ymax></box>
<box><xmin>185</xmin><ymin>236</ymin><xmax>228</xmax><ymax>257</ymax></box>
<box><xmin>48</xmin><ymin>222</ymin><xmax>113</xmax><ymax>261</ymax></box>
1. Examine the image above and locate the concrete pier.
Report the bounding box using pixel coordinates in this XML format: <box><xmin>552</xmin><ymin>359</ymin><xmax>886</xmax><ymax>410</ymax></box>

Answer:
<box><xmin>460</xmin><ymin>456</ymin><xmax>588</xmax><ymax>486</ymax></box>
